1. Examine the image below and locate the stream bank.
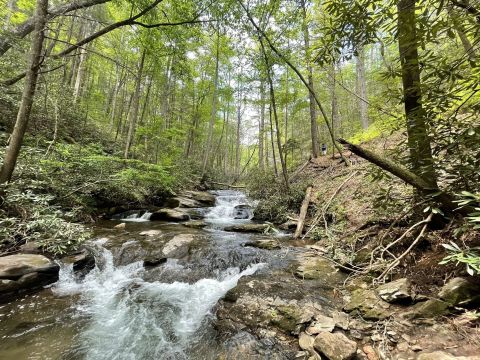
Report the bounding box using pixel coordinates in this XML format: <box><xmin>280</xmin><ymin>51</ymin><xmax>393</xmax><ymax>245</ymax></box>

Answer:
<box><xmin>0</xmin><ymin>189</ymin><xmax>479</xmax><ymax>359</ymax></box>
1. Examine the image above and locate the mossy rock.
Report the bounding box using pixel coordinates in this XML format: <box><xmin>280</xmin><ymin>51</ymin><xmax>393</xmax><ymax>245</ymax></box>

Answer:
<box><xmin>344</xmin><ymin>289</ymin><xmax>393</xmax><ymax>320</ymax></box>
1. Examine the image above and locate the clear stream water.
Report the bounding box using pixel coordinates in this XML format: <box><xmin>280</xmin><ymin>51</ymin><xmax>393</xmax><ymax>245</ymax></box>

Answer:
<box><xmin>0</xmin><ymin>191</ymin><xmax>289</xmax><ymax>360</ymax></box>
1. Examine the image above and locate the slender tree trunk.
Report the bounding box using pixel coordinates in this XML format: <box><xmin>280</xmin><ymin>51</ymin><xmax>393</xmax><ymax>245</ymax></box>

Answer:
<box><xmin>124</xmin><ymin>49</ymin><xmax>146</xmax><ymax>159</ymax></box>
<box><xmin>235</xmin><ymin>105</ymin><xmax>241</xmax><ymax>176</ymax></box>
<box><xmin>258</xmin><ymin>79</ymin><xmax>265</xmax><ymax>170</ymax></box>
<box><xmin>330</xmin><ymin>60</ymin><xmax>339</xmax><ymax>150</ymax></box>
<box><xmin>0</xmin><ymin>0</ymin><xmax>48</xmax><ymax>185</ymax></box>
<box><xmin>268</xmin><ymin>104</ymin><xmax>278</xmax><ymax>176</ymax></box>
<box><xmin>356</xmin><ymin>44</ymin><xmax>369</xmax><ymax>129</ymax></box>
<box><xmin>301</xmin><ymin>0</ymin><xmax>320</xmax><ymax>158</ymax></box>
<box><xmin>261</xmin><ymin>39</ymin><xmax>289</xmax><ymax>189</ymax></box>
<box><xmin>397</xmin><ymin>0</ymin><xmax>437</xmax><ymax>187</ymax></box>
<box><xmin>202</xmin><ymin>30</ymin><xmax>220</xmax><ymax>174</ymax></box>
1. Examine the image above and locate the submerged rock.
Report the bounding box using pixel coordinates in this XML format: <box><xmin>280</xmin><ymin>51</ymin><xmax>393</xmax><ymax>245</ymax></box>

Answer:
<box><xmin>313</xmin><ymin>332</ymin><xmax>357</xmax><ymax>360</ymax></box>
<box><xmin>139</xmin><ymin>230</ymin><xmax>162</xmax><ymax>236</ymax></box>
<box><xmin>224</xmin><ymin>223</ymin><xmax>270</xmax><ymax>233</ymax></box>
<box><xmin>150</xmin><ymin>208</ymin><xmax>190</xmax><ymax>222</ymax></box>
<box><xmin>162</xmin><ymin>234</ymin><xmax>195</xmax><ymax>258</ymax></box>
<box><xmin>343</xmin><ymin>289</ymin><xmax>392</xmax><ymax>320</ymax></box>
<box><xmin>143</xmin><ymin>256</ymin><xmax>167</xmax><ymax>267</ymax></box>
<box><xmin>437</xmin><ymin>277</ymin><xmax>480</xmax><ymax>307</ymax></box>
<box><xmin>0</xmin><ymin>254</ymin><xmax>59</xmax><ymax>301</ymax></box>
<box><xmin>244</xmin><ymin>239</ymin><xmax>281</xmax><ymax>250</ymax></box>
<box><xmin>183</xmin><ymin>220</ymin><xmax>207</xmax><ymax>229</ymax></box>
<box><xmin>376</xmin><ymin>278</ymin><xmax>412</xmax><ymax>303</ymax></box>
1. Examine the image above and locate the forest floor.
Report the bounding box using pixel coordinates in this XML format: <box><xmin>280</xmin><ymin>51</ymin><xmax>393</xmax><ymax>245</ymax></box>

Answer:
<box><xmin>216</xmin><ymin>140</ymin><xmax>480</xmax><ymax>360</ymax></box>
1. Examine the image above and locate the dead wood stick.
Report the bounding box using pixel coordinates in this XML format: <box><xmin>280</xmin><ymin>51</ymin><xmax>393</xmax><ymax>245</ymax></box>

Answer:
<box><xmin>376</xmin><ymin>213</ymin><xmax>432</xmax><ymax>282</ymax></box>
<box><xmin>294</xmin><ymin>185</ymin><xmax>313</xmax><ymax>239</ymax></box>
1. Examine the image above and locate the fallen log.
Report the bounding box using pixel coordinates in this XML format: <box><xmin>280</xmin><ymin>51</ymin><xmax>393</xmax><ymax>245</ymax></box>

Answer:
<box><xmin>294</xmin><ymin>185</ymin><xmax>313</xmax><ymax>239</ymax></box>
<box><xmin>337</xmin><ymin>138</ymin><xmax>469</xmax><ymax>216</ymax></box>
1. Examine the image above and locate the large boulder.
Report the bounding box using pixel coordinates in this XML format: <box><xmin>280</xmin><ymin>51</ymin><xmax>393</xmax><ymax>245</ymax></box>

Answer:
<box><xmin>183</xmin><ymin>220</ymin><xmax>207</xmax><ymax>229</ymax></box>
<box><xmin>376</xmin><ymin>278</ymin><xmax>412</xmax><ymax>303</ymax></box>
<box><xmin>313</xmin><ymin>332</ymin><xmax>357</xmax><ymax>360</ymax></box>
<box><xmin>234</xmin><ymin>204</ymin><xmax>253</xmax><ymax>219</ymax></box>
<box><xmin>343</xmin><ymin>289</ymin><xmax>392</xmax><ymax>320</ymax></box>
<box><xmin>62</xmin><ymin>248</ymin><xmax>95</xmax><ymax>277</ymax></box>
<box><xmin>224</xmin><ymin>223</ymin><xmax>270</xmax><ymax>233</ymax></box>
<box><xmin>184</xmin><ymin>190</ymin><xmax>216</xmax><ymax>206</ymax></box>
<box><xmin>437</xmin><ymin>277</ymin><xmax>480</xmax><ymax>307</ymax></box>
<box><xmin>0</xmin><ymin>254</ymin><xmax>59</xmax><ymax>301</ymax></box>
<box><xmin>162</xmin><ymin>234</ymin><xmax>196</xmax><ymax>258</ymax></box>
<box><xmin>150</xmin><ymin>208</ymin><xmax>190</xmax><ymax>222</ymax></box>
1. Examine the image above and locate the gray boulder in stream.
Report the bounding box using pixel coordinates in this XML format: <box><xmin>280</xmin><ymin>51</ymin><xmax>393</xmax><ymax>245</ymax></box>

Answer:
<box><xmin>233</xmin><ymin>204</ymin><xmax>252</xmax><ymax>219</ymax></box>
<box><xmin>224</xmin><ymin>223</ymin><xmax>270</xmax><ymax>233</ymax></box>
<box><xmin>0</xmin><ymin>254</ymin><xmax>59</xmax><ymax>301</ymax></box>
<box><xmin>162</xmin><ymin>234</ymin><xmax>196</xmax><ymax>258</ymax></box>
<box><xmin>150</xmin><ymin>208</ymin><xmax>190</xmax><ymax>222</ymax></box>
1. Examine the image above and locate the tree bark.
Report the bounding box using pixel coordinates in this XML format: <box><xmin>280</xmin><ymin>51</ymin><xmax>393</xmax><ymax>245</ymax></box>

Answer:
<box><xmin>258</xmin><ymin>79</ymin><xmax>265</xmax><ymax>170</ymax></box>
<box><xmin>260</xmin><ymin>38</ymin><xmax>289</xmax><ymax>190</ymax></box>
<box><xmin>301</xmin><ymin>0</ymin><xmax>320</xmax><ymax>158</ymax></box>
<box><xmin>0</xmin><ymin>0</ymin><xmax>48</xmax><ymax>185</ymax></box>
<box><xmin>338</xmin><ymin>139</ymin><xmax>468</xmax><ymax>215</ymax></box>
<box><xmin>124</xmin><ymin>49</ymin><xmax>146</xmax><ymax>159</ymax></box>
<box><xmin>202</xmin><ymin>30</ymin><xmax>220</xmax><ymax>175</ymax></box>
<box><xmin>294</xmin><ymin>185</ymin><xmax>313</xmax><ymax>239</ymax></box>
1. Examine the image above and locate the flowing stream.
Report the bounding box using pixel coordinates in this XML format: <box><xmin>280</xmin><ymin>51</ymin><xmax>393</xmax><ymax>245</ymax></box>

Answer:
<box><xmin>0</xmin><ymin>190</ymin><xmax>290</xmax><ymax>360</ymax></box>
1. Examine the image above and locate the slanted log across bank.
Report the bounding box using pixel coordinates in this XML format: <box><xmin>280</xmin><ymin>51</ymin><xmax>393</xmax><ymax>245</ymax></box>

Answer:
<box><xmin>337</xmin><ymin>138</ymin><xmax>470</xmax><ymax>216</ymax></box>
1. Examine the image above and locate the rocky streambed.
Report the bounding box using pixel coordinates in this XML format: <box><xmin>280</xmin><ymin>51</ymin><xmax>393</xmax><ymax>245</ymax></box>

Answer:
<box><xmin>0</xmin><ymin>190</ymin><xmax>479</xmax><ymax>360</ymax></box>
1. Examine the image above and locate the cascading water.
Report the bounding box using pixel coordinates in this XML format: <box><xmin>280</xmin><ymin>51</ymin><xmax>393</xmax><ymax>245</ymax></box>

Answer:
<box><xmin>0</xmin><ymin>190</ymin><xmax>275</xmax><ymax>360</ymax></box>
<box><xmin>205</xmin><ymin>190</ymin><xmax>254</xmax><ymax>223</ymax></box>
<box><xmin>52</xmin><ymin>214</ymin><xmax>265</xmax><ymax>358</ymax></box>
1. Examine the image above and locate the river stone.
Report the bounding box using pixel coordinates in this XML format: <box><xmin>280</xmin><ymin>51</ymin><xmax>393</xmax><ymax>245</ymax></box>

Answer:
<box><xmin>184</xmin><ymin>190</ymin><xmax>216</xmax><ymax>206</ymax></box>
<box><xmin>404</xmin><ymin>298</ymin><xmax>451</xmax><ymax>319</ymax></box>
<box><xmin>114</xmin><ymin>222</ymin><xmax>126</xmax><ymax>229</ymax></box>
<box><xmin>234</xmin><ymin>204</ymin><xmax>252</xmax><ymax>219</ymax></box>
<box><xmin>332</xmin><ymin>311</ymin><xmax>350</xmax><ymax>330</ymax></box>
<box><xmin>139</xmin><ymin>230</ymin><xmax>162</xmax><ymax>236</ymax></box>
<box><xmin>0</xmin><ymin>254</ymin><xmax>59</xmax><ymax>301</ymax></box>
<box><xmin>343</xmin><ymin>289</ymin><xmax>392</xmax><ymax>320</ymax></box>
<box><xmin>299</xmin><ymin>332</ymin><xmax>315</xmax><ymax>351</ymax></box>
<box><xmin>143</xmin><ymin>256</ymin><xmax>167</xmax><ymax>267</ymax></box>
<box><xmin>224</xmin><ymin>223</ymin><xmax>270</xmax><ymax>233</ymax></box>
<box><xmin>244</xmin><ymin>239</ymin><xmax>280</xmax><ymax>250</ymax></box>
<box><xmin>417</xmin><ymin>351</ymin><xmax>480</xmax><ymax>360</ymax></box>
<box><xmin>0</xmin><ymin>254</ymin><xmax>58</xmax><ymax>279</ymax></box>
<box><xmin>183</xmin><ymin>220</ymin><xmax>207</xmax><ymax>229</ymax></box>
<box><xmin>437</xmin><ymin>277</ymin><xmax>480</xmax><ymax>307</ymax></box>
<box><xmin>162</xmin><ymin>234</ymin><xmax>195</xmax><ymax>258</ymax></box>
<box><xmin>62</xmin><ymin>248</ymin><xmax>95</xmax><ymax>277</ymax></box>
<box><xmin>376</xmin><ymin>278</ymin><xmax>412</xmax><ymax>303</ymax></box>
<box><xmin>150</xmin><ymin>208</ymin><xmax>190</xmax><ymax>222</ymax></box>
<box><xmin>294</xmin><ymin>256</ymin><xmax>344</xmax><ymax>283</ymax></box>
<box><xmin>306</xmin><ymin>314</ymin><xmax>335</xmax><ymax>334</ymax></box>
<box><xmin>313</xmin><ymin>332</ymin><xmax>357</xmax><ymax>360</ymax></box>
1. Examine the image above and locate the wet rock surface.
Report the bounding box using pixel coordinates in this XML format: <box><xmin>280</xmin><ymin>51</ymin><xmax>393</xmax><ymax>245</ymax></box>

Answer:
<box><xmin>244</xmin><ymin>239</ymin><xmax>281</xmax><ymax>250</ymax></box>
<box><xmin>150</xmin><ymin>208</ymin><xmax>190</xmax><ymax>222</ymax></box>
<box><xmin>224</xmin><ymin>223</ymin><xmax>270</xmax><ymax>233</ymax></box>
<box><xmin>0</xmin><ymin>254</ymin><xmax>59</xmax><ymax>302</ymax></box>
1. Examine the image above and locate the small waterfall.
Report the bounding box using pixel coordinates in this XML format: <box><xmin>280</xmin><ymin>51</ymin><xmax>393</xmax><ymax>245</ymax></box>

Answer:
<box><xmin>206</xmin><ymin>190</ymin><xmax>254</xmax><ymax>223</ymax></box>
<box><xmin>52</xmin><ymin>238</ymin><xmax>265</xmax><ymax>359</ymax></box>
<box><xmin>113</xmin><ymin>210</ymin><xmax>153</xmax><ymax>222</ymax></box>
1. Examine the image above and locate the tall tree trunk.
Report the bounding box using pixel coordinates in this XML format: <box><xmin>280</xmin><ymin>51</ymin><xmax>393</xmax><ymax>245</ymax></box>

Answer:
<box><xmin>268</xmin><ymin>104</ymin><xmax>278</xmax><ymax>176</ymax></box>
<box><xmin>202</xmin><ymin>30</ymin><xmax>220</xmax><ymax>174</ymax></box>
<box><xmin>330</xmin><ymin>60</ymin><xmax>340</xmax><ymax>145</ymax></box>
<box><xmin>261</xmin><ymin>39</ymin><xmax>289</xmax><ymax>189</ymax></box>
<box><xmin>235</xmin><ymin>105</ymin><xmax>241</xmax><ymax>176</ymax></box>
<box><xmin>356</xmin><ymin>44</ymin><xmax>369</xmax><ymax>129</ymax></box>
<box><xmin>124</xmin><ymin>49</ymin><xmax>146</xmax><ymax>159</ymax></box>
<box><xmin>301</xmin><ymin>0</ymin><xmax>320</xmax><ymax>158</ymax></box>
<box><xmin>258</xmin><ymin>79</ymin><xmax>265</xmax><ymax>170</ymax></box>
<box><xmin>0</xmin><ymin>0</ymin><xmax>48</xmax><ymax>185</ymax></box>
<box><xmin>397</xmin><ymin>0</ymin><xmax>437</xmax><ymax>187</ymax></box>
